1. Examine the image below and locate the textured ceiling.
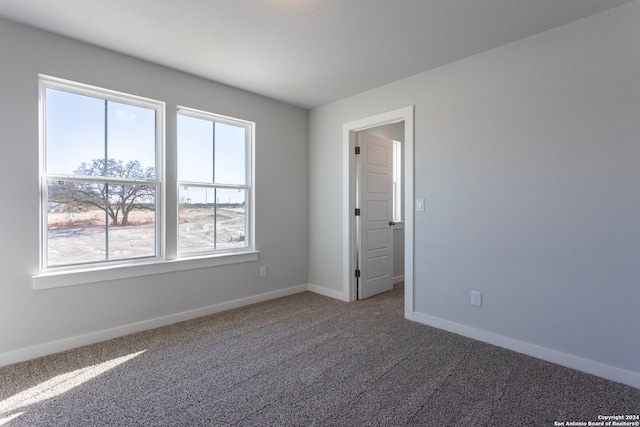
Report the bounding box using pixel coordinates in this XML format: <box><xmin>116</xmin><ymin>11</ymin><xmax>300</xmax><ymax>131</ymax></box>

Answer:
<box><xmin>0</xmin><ymin>0</ymin><xmax>634</xmax><ymax>108</ymax></box>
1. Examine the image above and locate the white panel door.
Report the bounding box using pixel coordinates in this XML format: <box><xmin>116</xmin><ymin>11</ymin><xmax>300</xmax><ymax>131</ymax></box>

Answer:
<box><xmin>358</xmin><ymin>132</ymin><xmax>393</xmax><ymax>299</ymax></box>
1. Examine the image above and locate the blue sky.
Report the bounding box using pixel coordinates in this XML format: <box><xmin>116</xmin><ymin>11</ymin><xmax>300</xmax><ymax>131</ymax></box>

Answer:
<box><xmin>46</xmin><ymin>88</ymin><xmax>156</xmax><ymax>176</ymax></box>
<box><xmin>45</xmin><ymin>88</ymin><xmax>247</xmax><ymax>204</ymax></box>
<box><xmin>177</xmin><ymin>114</ymin><xmax>246</xmax><ymax>186</ymax></box>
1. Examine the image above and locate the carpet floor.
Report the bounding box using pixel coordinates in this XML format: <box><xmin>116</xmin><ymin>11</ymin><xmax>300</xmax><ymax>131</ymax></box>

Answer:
<box><xmin>1</xmin><ymin>283</ymin><xmax>638</xmax><ymax>426</ymax></box>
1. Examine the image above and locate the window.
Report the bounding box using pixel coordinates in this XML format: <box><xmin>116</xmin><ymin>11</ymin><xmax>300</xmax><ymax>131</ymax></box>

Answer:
<box><xmin>39</xmin><ymin>76</ymin><xmax>163</xmax><ymax>270</ymax></box>
<box><xmin>177</xmin><ymin>107</ymin><xmax>253</xmax><ymax>256</ymax></box>
<box><xmin>37</xmin><ymin>76</ymin><xmax>256</xmax><ymax>284</ymax></box>
<box><xmin>392</xmin><ymin>140</ymin><xmax>402</xmax><ymax>222</ymax></box>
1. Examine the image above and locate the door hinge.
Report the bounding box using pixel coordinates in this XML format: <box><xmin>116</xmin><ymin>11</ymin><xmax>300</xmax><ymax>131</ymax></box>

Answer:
<box><xmin>355</xmin><ymin>146</ymin><xmax>360</xmax><ymax>155</ymax></box>
<box><xmin>355</xmin><ymin>269</ymin><xmax>361</xmax><ymax>278</ymax></box>
<box><xmin>355</xmin><ymin>208</ymin><xmax>360</xmax><ymax>216</ymax></box>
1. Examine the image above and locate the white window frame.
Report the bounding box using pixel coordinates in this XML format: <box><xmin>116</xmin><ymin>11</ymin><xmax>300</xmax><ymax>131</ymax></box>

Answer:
<box><xmin>33</xmin><ymin>76</ymin><xmax>259</xmax><ymax>290</ymax></box>
<box><xmin>176</xmin><ymin>106</ymin><xmax>255</xmax><ymax>258</ymax></box>
<box><xmin>38</xmin><ymin>75</ymin><xmax>165</xmax><ymax>272</ymax></box>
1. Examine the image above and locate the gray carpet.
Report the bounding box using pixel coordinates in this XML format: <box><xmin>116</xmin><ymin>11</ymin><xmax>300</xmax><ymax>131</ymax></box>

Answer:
<box><xmin>1</xmin><ymin>284</ymin><xmax>638</xmax><ymax>426</ymax></box>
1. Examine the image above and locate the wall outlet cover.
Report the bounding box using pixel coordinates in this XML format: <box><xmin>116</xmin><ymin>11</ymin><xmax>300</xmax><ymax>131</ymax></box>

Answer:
<box><xmin>471</xmin><ymin>291</ymin><xmax>482</xmax><ymax>307</ymax></box>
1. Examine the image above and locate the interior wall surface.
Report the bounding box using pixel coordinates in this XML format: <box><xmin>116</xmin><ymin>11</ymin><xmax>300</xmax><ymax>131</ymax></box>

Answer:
<box><xmin>0</xmin><ymin>18</ymin><xmax>309</xmax><ymax>364</ymax></box>
<box><xmin>309</xmin><ymin>2</ymin><xmax>640</xmax><ymax>386</ymax></box>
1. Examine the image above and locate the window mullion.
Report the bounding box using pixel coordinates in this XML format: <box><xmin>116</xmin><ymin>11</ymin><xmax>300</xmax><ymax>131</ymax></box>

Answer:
<box><xmin>104</xmin><ymin>100</ymin><xmax>109</xmax><ymax>175</ymax></box>
<box><xmin>105</xmin><ymin>183</ymin><xmax>110</xmax><ymax>261</ymax></box>
<box><xmin>213</xmin><ymin>187</ymin><xmax>218</xmax><ymax>251</ymax></box>
<box><xmin>212</xmin><ymin>121</ymin><xmax>216</xmax><ymax>184</ymax></box>
<box><xmin>104</xmin><ymin>100</ymin><xmax>109</xmax><ymax>261</ymax></box>
<box><xmin>212</xmin><ymin>121</ymin><xmax>216</xmax><ymax>250</ymax></box>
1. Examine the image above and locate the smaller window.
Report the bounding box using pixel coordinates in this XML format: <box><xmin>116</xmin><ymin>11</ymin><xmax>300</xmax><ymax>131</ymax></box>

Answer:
<box><xmin>177</xmin><ymin>107</ymin><xmax>253</xmax><ymax>257</ymax></box>
<box><xmin>392</xmin><ymin>140</ymin><xmax>402</xmax><ymax>222</ymax></box>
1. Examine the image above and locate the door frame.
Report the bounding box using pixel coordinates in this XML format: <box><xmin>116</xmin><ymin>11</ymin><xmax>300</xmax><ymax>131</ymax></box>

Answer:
<box><xmin>342</xmin><ymin>106</ymin><xmax>414</xmax><ymax>316</ymax></box>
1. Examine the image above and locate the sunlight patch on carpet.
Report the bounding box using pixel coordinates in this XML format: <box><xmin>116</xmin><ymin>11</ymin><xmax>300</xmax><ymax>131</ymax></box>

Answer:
<box><xmin>0</xmin><ymin>350</ymin><xmax>146</xmax><ymax>418</ymax></box>
<box><xmin>0</xmin><ymin>411</ymin><xmax>24</xmax><ymax>425</ymax></box>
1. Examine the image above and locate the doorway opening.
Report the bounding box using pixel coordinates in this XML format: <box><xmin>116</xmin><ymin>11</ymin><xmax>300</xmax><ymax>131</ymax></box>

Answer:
<box><xmin>354</xmin><ymin>129</ymin><xmax>400</xmax><ymax>299</ymax></box>
<box><xmin>342</xmin><ymin>107</ymin><xmax>414</xmax><ymax>316</ymax></box>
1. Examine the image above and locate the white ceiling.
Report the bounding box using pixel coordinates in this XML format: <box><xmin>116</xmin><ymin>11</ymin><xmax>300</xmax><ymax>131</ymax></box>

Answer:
<box><xmin>0</xmin><ymin>0</ymin><xmax>633</xmax><ymax>109</ymax></box>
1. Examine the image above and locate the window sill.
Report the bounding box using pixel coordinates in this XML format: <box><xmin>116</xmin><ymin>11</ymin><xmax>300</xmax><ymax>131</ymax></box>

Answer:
<box><xmin>33</xmin><ymin>251</ymin><xmax>260</xmax><ymax>290</ymax></box>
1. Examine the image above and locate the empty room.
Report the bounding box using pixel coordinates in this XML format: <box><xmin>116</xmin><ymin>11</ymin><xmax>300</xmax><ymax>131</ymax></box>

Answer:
<box><xmin>0</xmin><ymin>1</ymin><xmax>639</xmax><ymax>425</ymax></box>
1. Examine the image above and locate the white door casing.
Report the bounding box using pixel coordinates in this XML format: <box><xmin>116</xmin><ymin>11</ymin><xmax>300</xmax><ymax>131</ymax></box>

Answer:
<box><xmin>357</xmin><ymin>132</ymin><xmax>394</xmax><ymax>299</ymax></box>
<box><xmin>342</xmin><ymin>105</ymin><xmax>413</xmax><ymax>314</ymax></box>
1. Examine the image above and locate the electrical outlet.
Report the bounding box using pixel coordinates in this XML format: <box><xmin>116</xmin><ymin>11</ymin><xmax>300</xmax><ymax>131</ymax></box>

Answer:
<box><xmin>471</xmin><ymin>291</ymin><xmax>482</xmax><ymax>307</ymax></box>
<box><xmin>260</xmin><ymin>266</ymin><xmax>267</xmax><ymax>278</ymax></box>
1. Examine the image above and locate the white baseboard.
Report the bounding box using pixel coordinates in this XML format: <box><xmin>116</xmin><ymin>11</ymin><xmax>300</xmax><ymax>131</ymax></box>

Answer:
<box><xmin>407</xmin><ymin>310</ymin><xmax>640</xmax><ymax>390</ymax></box>
<box><xmin>394</xmin><ymin>274</ymin><xmax>405</xmax><ymax>284</ymax></box>
<box><xmin>0</xmin><ymin>284</ymin><xmax>308</xmax><ymax>368</ymax></box>
<box><xmin>307</xmin><ymin>283</ymin><xmax>349</xmax><ymax>302</ymax></box>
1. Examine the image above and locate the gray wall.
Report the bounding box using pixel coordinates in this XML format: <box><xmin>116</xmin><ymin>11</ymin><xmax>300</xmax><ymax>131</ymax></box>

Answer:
<box><xmin>0</xmin><ymin>18</ymin><xmax>308</xmax><ymax>363</ymax></box>
<box><xmin>309</xmin><ymin>2</ymin><xmax>640</xmax><ymax>386</ymax></box>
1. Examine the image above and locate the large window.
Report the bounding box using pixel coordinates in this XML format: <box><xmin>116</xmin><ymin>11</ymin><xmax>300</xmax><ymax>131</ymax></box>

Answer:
<box><xmin>177</xmin><ymin>107</ymin><xmax>252</xmax><ymax>256</ymax></box>
<box><xmin>40</xmin><ymin>76</ymin><xmax>163</xmax><ymax>270</ymax></box>
<box><xmin>38</xmin><ymin>76</ymin><xmax>255</xmax><ymax>279</ymax></box>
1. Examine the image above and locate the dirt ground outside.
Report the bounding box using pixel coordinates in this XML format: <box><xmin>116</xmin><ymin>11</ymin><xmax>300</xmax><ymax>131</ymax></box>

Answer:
<box><xmin>47</xmin><ymin>206</ymin><xmax>246</xmax><ymax>266</ymax></box>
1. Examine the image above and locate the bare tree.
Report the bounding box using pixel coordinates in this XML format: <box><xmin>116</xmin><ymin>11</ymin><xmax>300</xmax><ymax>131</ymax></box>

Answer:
<box><xmin>56</xmin><ymin>159</ymin><xmax>155</xmax><ymax>226</ymax></box>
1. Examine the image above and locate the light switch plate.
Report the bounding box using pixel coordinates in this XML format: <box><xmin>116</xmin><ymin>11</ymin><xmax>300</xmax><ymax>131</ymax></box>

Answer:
<box><xmin>416</xmin><ymin>198</ymin><xmax>425</xmax><ymax>212</ymax></box>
